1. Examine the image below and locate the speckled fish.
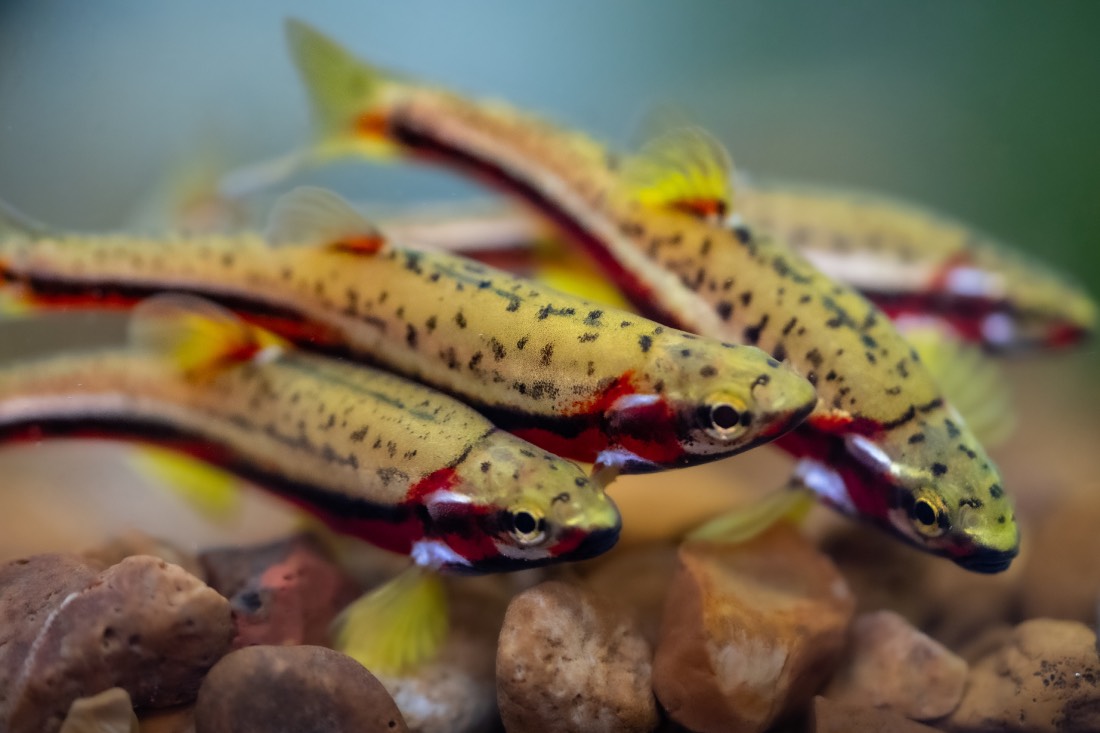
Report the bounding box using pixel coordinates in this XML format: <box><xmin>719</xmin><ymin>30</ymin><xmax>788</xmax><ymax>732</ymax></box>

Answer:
<box><xmin>0</xmin><ymin>188</ymin><xmax>817</xmax><ymax>476</ymax></box>
<box><xmin>261</xmin><ymin>20</ymin><xmax>1019</xmax><ymax>572</ymax></box>
<box><xmin>0</xmin><ymin>295</ymin><xmax>621</xmax><ymax>573</ymax></box>
<box><xmin>735</xmin><ymin>182</ymin><xmax>1097</xmax><ymax>352</ymax></box>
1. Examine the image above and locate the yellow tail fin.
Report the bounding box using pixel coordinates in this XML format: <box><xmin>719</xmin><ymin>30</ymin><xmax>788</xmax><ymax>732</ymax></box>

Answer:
<box><xmin>129</xmin><ymin>446</ymin><xmax>243</xmax><ymax>522</ymax></box>
<box><xmin>129</xmin><ymin>294</ymin><xmax>289</xmax><ymax>375</ymax></box>
<box><xmin>686</xmin><ymin>486</ymin><xmax>816</xmax><ymax>543</ymax></box>
<box><xmin>619</xmin><ymin>127</ymin><xmax>734</xmax><ymax>221</ymax></box>
<box><xmin>333</xmin><ymin>566</ymin><xmax>449</xmax><ymax>675</ymax></box>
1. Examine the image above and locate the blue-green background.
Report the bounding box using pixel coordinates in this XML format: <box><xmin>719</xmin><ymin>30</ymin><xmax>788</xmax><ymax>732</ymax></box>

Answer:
<box><xmin>1</xmin><ymin>1</ymin><xmax>1097</xmax><ymax>319</ymax></box>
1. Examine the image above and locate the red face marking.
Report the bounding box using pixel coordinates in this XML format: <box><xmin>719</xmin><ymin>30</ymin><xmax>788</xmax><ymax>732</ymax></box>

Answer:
<box><xmin>404</xmin><ymin>466</ymin><xmax>461</xmax><ymax>504</ymax></box>
<box><xmin>330</xmin><ymin>233</ymin><xmax>387</xmax><ymax>255</ymax></box>
<box><xmin>354</xmin><ymin>111</ymin><xmax>391</xmax><ymax>138</ymax></box>
<box><xmin>672</xmin><ymin>198</ymin><xmax>727</xmax><ymax>221</ymax></box>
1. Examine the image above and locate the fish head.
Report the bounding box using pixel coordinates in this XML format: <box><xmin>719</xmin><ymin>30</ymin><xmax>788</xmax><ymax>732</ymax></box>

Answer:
<box><xmin>417</xmin><ymin>437</ymin><xmax>620</xmax><ymax>573</ymax></box>
<box><xmin>838</xmin><ymin>411</ymin><xmax>1020</xmax><ymax>573</ymax></box>
<box><xmin>601</xmin><ymin>334</ymin><xmax>816</xmax><ymax>471</ymax></box>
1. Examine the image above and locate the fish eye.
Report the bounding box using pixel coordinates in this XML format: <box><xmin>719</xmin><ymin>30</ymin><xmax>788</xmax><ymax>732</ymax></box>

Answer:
<box><xmin>703</xmin><ymin>399</ymin><xmax>749</xmax><ymax>441</ymax></box>
<box><xmin>911</xmin><ymin>494</ymin><xmax>948</xmax><ymax>538</ymax></box>
<box><xmin>510</xmin><ymin>509</ymin><xmax>547</xmax><ymax>546</ymax></box>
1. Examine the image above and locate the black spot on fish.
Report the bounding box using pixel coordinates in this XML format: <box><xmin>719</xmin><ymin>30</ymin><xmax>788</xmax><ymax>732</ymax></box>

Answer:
<box><xmin>516</xmin><ymin>336</ymin><xmax>529</xmax><ymax>350</ymax></box>
<box><xmin>425</xmin><ymin>315</ymin><xmax>437</xmax><ymax>333</ymax></box>
<box><xmin>490</xmin><ymin>337</ymin><xmax>507</xmax><ymax>361</ymax></box>
<box><xmin>441</xmin><ymin>347</ymin><xmax>459</xmax><ymax>370</ymax></box>
<box><xmin>468</xmin><ymin>351</ymin><xmax>484</xmax><ymax>370</ymax></box>
<box><xmin>680</xmin><ymin>349</ymin><xmax>693</xmax><ymax>358</ymax></box>
<box><xmin>454</xmin><ymin>310</ymin><xmax>467</xmax><ymax>328</ymax></box>
<box><xmin>805</xmin><ymin>348</ymin><xmax>823</xmax><ymax>368</ymax></box>
<box><xmin>766</xmin><ymin>358</ymin><xmax>780</xmax><ymax>368</ymax></box>
<box><xmin>722</xmin><ymin>278</ymin><xmax>734</xmax><ymax>291</ymax></box>
<box><xmin>350</xmin><ymin>426</ymin><xmax>369</xmax><ymax>442</ymax></box>
<box><xmin>529</xmin><ymin>381</ymin><xmax>560</xmax><ymax>400</ymax></box>
<box><xmin>480</xmin><ymin>461</ymin><xmax>491</xmax><ymax>473</ymax></box>
<box><xmin>997</xmin><ymin>515</ymin><xmax>1006</xmax><ymax>524</ymax></box>
<box><xmin>989</xmin><ymin>483</ymin><xmax>1004</xmax><ymax>499</ymax></box>
<box><xmin>620</xmin><ymin>320</ymin><xmax>633</xmax><ymax>328</ymax></box>
<box><xmin>585</xmin><ymin>309</ymin><xmax>603</xmax><ymax>326</ymax></box>
<box><xmin>405</xmin><ymin>324</ymin><xmax>418</xmax><ymax>348</ymax></box>
<box><xmin>865</xmin><ymin>351</ymin><xmax>877</xmax><ymax>365</ymax></box>
<box><xmin>700</xmin><ymin>238</ymin><xmax>712</xmax><ymax>256</ymax></box>
<box><xmin>885</xmin><ymin>385</ymin><xmax>901</xmax><ymax>396</ymax></box>
<box><xmin>882</xmin><ymin>405</ymin><xmax>916</xmax><ymax>430</ymax></box>
<box><xmin>744</xmin><ymin>315</ymin><xmax>769</xmax><ymax>344</ymax></box>
<box><xmin>733</xmin><ymin>226</ymin><xmax>751</xmax><ymax>244</ymax></box>
<box><xmin>944</xmin><ymin>418</ymin><xmax>961</xmax><ymax>438</ymax></box>
<box><xmin>931</xmin><ymin>463</ymin><xmax>948</xmax><ymax>476</ymax></box>
<box><xmin>540</xmin><ymin>343</ymin><xmax>554</xmax><ymax>366</ymax></box>
<box><xmin>700</xmin><ymin>365</ymin><xmax>717</xmax><ymax>378</ymax></box>
<box><xmin>896</xmin><ymin>359</ymin><xmax>910</xmax><ymax>379</ymax></box>
<box><xmin>428</xmin><ymin>272</ymin><xmax>441</xmax><ymax>282</ymax></box>
<box><xmin>376</xmin><ymin>466</ymin><xmax>408</xmax><ymax>486</ymax></box>
<box><xmin>958</xmin><ymin>444</ymin><xmax>977</xmax><ymax>460</ymax></box>
<box><xmin>586</xmin><ymin>360</ymin><xmax>596</xmax><ymax>376</ymax></box>
<box><xmin>579</xmin><ymin>332</ymin><xmax>599</xmax><ymax>343</ymax></box>
<box><xmin>478</xmin><ymin>279</ymin><xmax>492</xmax><ymax>289</ymax></box>
<box><xmin>908</xmin><ymin>433</ymin><xmax>926</xmax><ymax>444</ymax></box>
<box><xmin>739</xmin><ymin>291</ymin><xmax>753</xmax><ymax>307</ymax></box>
<box><xmin>782</xmin><ymin>318</ymin><xmax>798</xmax><ymax>336</ymax></box>
<box><xmin>772</xmin><ymin>343</ymin><xmax>788</xmax><ymax>362</ymax></box>
<box><xmin>825</xmin><ymin>370</ymin><xmax>838</xmax><ymax>381</ymax></box>
<box><xmin>959</xmin><ymin>497</ymin><xmax>983</xmax><ymax>509</ymax></box>
<box><xmin>861</xmin><ymin>334</ymin><xmax>878</xmax><ymax>349</ymax></box>
<box><xmin>716</xmin><ymin>301</ymin><xmax>734</xmax><ymax>321</ymax></box>
<box><xmin>799</xmin><ymin>294</ymin><xmax>812</xmax><ymax>304</ymax></box>
<box><xmin>638</xmin><ymin>334</ymin><xmax>653</xmax><ymax>353</ymax></box>
<box><xmin>506</xmin><ymin>297</ymin><xmax>520</xmax><ymax>312</ymax></box>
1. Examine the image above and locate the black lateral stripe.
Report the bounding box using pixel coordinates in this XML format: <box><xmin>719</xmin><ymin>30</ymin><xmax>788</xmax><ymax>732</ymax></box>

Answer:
<box><xmin>0</xmin><ymin>416</ymin><xmax>411</xmax><ymax>524</ymax></box>
<box><xmin>881</xmin><ymin>405</ymin><xmax>917</xmax><ymax>430</ymax></box>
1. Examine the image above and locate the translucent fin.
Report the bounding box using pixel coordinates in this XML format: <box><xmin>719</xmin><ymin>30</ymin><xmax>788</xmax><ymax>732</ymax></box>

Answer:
<box><xmin>265</xmin><ymin>186</ymin><xmax>385</xmax><ymax>253</ymax></box>
<box><xmin>0</xmin><ymin>197</ymin><xmax>51</xmax><ymax>238</ymax></box>
<box><xmin>903</xmin><ymin>325</ymin><xmax>1015</xmax><ymax>447</ymax></box>
<box><xmin>619</xmin><ymin>127</ymin><xmax>734</xmax><ymax>220</ymax></box>
<box><xmin>686</xmin><ymin>486</ymin><xmax>816</xmax><ymax>543</ymax></box>
<box><xmin>333</xmin><ymin>565</ymin><xmax>449</xmax><ymax>675</ymax></box>
<box><xmin>129</xmin><ymin>446</ymin><xmax>242</xmax><ymax>523</ymax></box>
<box><xmin>217</xmin><ymin>148</ymin><xmax>314</xmax><ymax>199</ymax></box>
<box><xmin>58</xmin><ymin>687</ymin><xmax>139</xmax><ymax>733</ymax></box>
<box><xmin>129</xmin><ymin>294</ymin><xmax>289</xmax><ymax>374</ymax></box>
<box><xmin>285</xmin><ymin>18</ymin><xmax>402</xmax><ymax>159</ymax></box>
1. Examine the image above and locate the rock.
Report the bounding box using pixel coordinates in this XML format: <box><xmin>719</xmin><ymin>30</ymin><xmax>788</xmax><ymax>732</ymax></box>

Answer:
<box><xmin>5</xmin><ymin>556</ymin><xmax>232</xmax><ymax>733</ymax></box>
<box><xmin>138</xmin><ymin>706</ymin><xmax>195</xmax><ymax>733</ymax></box>
<box><xmin>379</xmin><ymin>576</ymin><xmax>508</xmax><ymax>733</ymax></box>
<box><xmin>1021</xmin><ymin>493</ymin><xmax>1100</xmax><ymax>624</ymax></box>
<box><xmin>944</xmin><ymin>618</ymin><xmax>1100</xmax><ymax>732</ymax></box>
<box><xmin>580</xmin><ymin>542</ymin><xmax>678</xmax><ymax>646</ymax></box>
<box><xmin>824</xmin><ymin>610</ymin><xmax>967</xmax><ymax>720</ymax></box>
<box><xmin>652</xmin><ymin>525</ymin><xmax>855</xmax><ymax>733</ymax></box>
<box><xmin>200</xmin><ymin>534</ymin><xmax>362</xmax><ymax>648</ymax></box>
<box><xmin>954</xmin><ymin>624</ymin><xmax>1014</xmax><ymax>664</ymax></box>
<box><xmin>809</xmin><ymin>696</ymin><xmax>942</xmax><ymax>732</ymax></box>
<box><xmin>496</xmin><ymin>580</ymin><xmax>658</xmax><ymax>733</ymax></box>
<box><xmin>824</xmin><ymin>525</ymin><xmax>1026</xmax><ymax>648</ymax></box>
<box><xmin>84</xmin><ymin>531</ymin><xmax>204</xmax><ymax>581</ymax></box>
<box><xmin>0</xmin><ymin>554</ymin><xmax>101</xmax><ymax>722</ymax></box>
<box><xmin>193</xmin><ymin>645</ymin><xmax>407</xmax><ymax>733</ymax></box>
<box><xmin>59</xmin><ymin>688</ymin><xmax>139</xmax><ymax>733</ymax></box>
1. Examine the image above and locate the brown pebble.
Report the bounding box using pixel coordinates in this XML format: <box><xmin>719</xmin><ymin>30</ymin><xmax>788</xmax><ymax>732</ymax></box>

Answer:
<box><xmin>194</xmin><ymin>645</ymin><xmax>407</xmax><ymax>733</ymax></box>
<box><xmin>200</xmin><ymin>534</ymin><xmax>361</xmax><ymax>648</ymax></box>
<box><xmin>497</xmin><ymin>580</ymin><xmax>658</xmax><ymax>733</ymax></box>
<box><xmin>653</xmin><ymin>525</ymin><xmax>855</xmax><ymax>733</ymax></box>
<box><xmin>944</xmin><ymin>618</ymin><xmax>1100</xmax><ymax>733</ymax></box>
<box><xmin>83</xmin><ymin>530</ymin><xmax>204</xmax><ymax>581</ymax></box>
<box><xmin>0</xmin><ymin>554</ymin><xmax>101</xmax><ymax>723</ymax></box>
<box><xmin>5</xmin><ymin>556</ymin><xmax>232</xmax><ymax>733</ymax></box>
<box><xmin>824</xmin><ymin>610</ymin><xmax>967</xmax><ymax>720</ymax></box>
<box><xmin>809</xmin><ymin>696</ymin><xmax>941</xmax><ymax>732</ymax></box>
<box><xmin>580</xmin><ymin>542</ymin><xmax>678</xmax><ymax>646</ymax></box>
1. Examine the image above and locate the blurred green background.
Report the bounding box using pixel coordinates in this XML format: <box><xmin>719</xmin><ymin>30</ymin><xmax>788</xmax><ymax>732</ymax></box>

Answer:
<box><xmin>0</xmin><ymin>1</ymin><xmax>1097</xmax><ymax>342</ymax></box>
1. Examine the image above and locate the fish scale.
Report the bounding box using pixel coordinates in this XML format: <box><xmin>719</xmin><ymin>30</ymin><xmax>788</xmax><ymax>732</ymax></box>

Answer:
<box><xmin>271</xmin><ymin>19</ymin><xmax>1020</xmax><ymax>570</ymax></box>
<box><xmin>0</xmin><ymin>191</ymin><xmax>818</xmax><ymax>473</ymax></box>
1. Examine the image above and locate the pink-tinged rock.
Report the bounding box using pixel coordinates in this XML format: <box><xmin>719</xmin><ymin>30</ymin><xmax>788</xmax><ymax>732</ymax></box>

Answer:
<box><xmin>580</xmin><ymin>542</ymin><xmax>678</xmax><ymax>647</ymax></box>
<box><xmin>200</xmin><ymin>534</ymin><xmax>362</xmax><ymax>648</ymax></box>
<box><xmin>824</xmin><ymin>610</ymin><xmax>967</xmax><ymax>720</ymax></box>
<box><xmin>653</xmin><ymin>525</ymin><xmax>855</xmax><ymax>733</ymax></box>
<box><xmin>809</xmin><ymin>696</ymin><xmax>942</xmax><ymax>732</ymax></box>
<box><xmin>83</xmin><ymin>530</ymin><xmax>204</xmax><ymax>582</ymax></box>
<box><xmin>0</xmin><ymin>554</ymin><xmax>101</xmax><ymax>722</ymax></box>
<box><xmin>194</xmin><ymin>645</ymin><xmax>407</xmax><ymax>733</ymax></box>
<box><xmin>944</xmin><ymin>618</ymin><xmax>1100</xmax><ymax>733</ymax></box>
<box><xmin>497</xmin><ymin>580</ymin><xmax>658</xmax><ymax>733</ymax></box>
<box><xmin>5</xmin><ymin>556</ymin><xmax>232</xmax><ymax>733</ymax></box>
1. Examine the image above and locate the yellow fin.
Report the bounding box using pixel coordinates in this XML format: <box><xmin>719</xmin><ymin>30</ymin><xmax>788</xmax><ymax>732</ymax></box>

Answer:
<box><xmin>128</xmin><ymin>446</ymin><xmax>242</xmax><ymax>523</ymax></box>
<box><xmin>686</xmin><ymin>487</ymin><xmax>815</xmax><ymax>543</ymax></box>
<box><xmin>0</xmin><ymin>197</ymin><xmax>50</xmax><ymax>238</ymax></box>
<box><xmin>128</xmin><ymin>294</ymin><xmax>289</xmax><ymax>375</ymax></box>
<box><xmin>265</xmin><ymin>186</ymin><xmax>385</xmax><ymax>253</ymax></box>
<box><xmin>619</xmin><ymin>126</ymin><xmax>734</xmax><ymax>220</ymax></box>
<box><xmin>903</xmin><ymin>325</ymin><xmax>1015</xmax><ymax>447</ymax></box>
<box><xmin>333</xmin><ymin>566</ymin><xmax>449</xmax><ymax>675</ymax></box>
<box><xmin>285</xmin><ymin>18</ymin><xmax>402</xmax><ymax>160</ymax></box>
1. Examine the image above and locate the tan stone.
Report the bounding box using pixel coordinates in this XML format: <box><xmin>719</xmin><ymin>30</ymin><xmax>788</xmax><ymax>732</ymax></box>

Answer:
<box><xmin>653</xmin><ymin>525</ymin><xmax>855</xmax><ymax>733</ymax></box>
<box><xmin>809</xmin><ymin>696</ymin><xmax>942</xmax><ymax>732</ymax></box>
<box><xmin>824</xmin><ymin>610</ymin><xmax>967</xmax><ymax>720</ymax></box>
<box><xmin>580</xmin><ymin>541</ymin><xmax>678</xmax><ymax>646</ymax></box>
<box><xmin>497</xmin><ymin>580</ymin><xmax>658</xmax><ymax>733</ymax></box>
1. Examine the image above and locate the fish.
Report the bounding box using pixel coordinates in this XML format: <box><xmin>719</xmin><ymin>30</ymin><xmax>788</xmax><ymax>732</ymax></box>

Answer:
<box><xmin>364</xmin><ymin>185</ymin><xmax>1097</xmax><ymax>354</ymax></box>
<box><xmin>734</xmin><ymin>182</ymin><xmax>1097</xmax><ymax>352</ymax></box>
<box><xmin>0</xmin><ymin>294</ymin><xmax>622</xmax><ymax>574</ymax></box>
<box><xmin>261</xmin><ymin>19</ymin><xmax>1019</xmax><ymax>572</ymax></box>
<box><xmin>0</xmin><ymin>187</ymin><xmax>818</xmax><ymax>476</ymax></box>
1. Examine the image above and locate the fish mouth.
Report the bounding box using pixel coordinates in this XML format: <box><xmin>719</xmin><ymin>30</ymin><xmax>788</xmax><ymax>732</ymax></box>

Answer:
<box><xmin>953</xmin><ymin>546</ymin><xmax>1018</xmax><ymax>574</ymax></box>
<box><xmin>443</xmin><ymin>525</ymin><xmax>621</xmax><ymax>575</ymax></box>
<box><xmin>567</xmin><ymin>525</ymin><xmax>621</xmax><ymax>560</ymax></box>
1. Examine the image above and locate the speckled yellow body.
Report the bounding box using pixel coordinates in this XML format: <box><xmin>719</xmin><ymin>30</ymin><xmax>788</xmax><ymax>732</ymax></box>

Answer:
<box><xmin>0</xmin><ymin>345</ymin><xmax>620</xmax><ymax>572</ymax></box>
<box><xmin>279</xmin><ymin>20</ymin><xmax>1019</xmax><ymax>569</ymax></box>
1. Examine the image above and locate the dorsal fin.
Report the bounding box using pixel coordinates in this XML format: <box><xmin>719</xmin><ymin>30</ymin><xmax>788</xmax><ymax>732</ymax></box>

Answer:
<box><xmin>129</xmin><ymin>294</ymin><xmax>289</xmax><ymax>374</ymax></box>
<box><xmin>265</xmin><ymin>186</ymin><xmax>387</xmax><ymax>254</ymax></box>
<box><xmin>619</xmin><ymin>126</ymin><xmax>734</xmax><ymax>221</ymax></box>
<box><xmin>903</xmin><ymin>325</ymin><xmax>1015</xmax><ymax>447</ymax></box>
